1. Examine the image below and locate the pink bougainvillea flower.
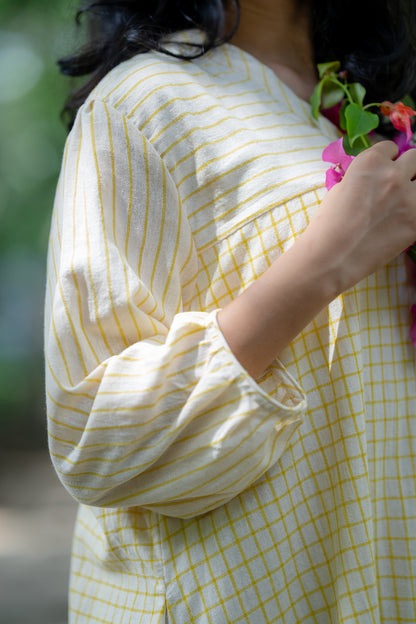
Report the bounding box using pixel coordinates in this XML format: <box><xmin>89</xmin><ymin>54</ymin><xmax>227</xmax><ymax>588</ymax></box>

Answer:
<box><xmin>324</xmin><ymin>166</ymin><xmax>344</xmax><ymax>189</ymax></box>
<box><xmin>322</xmin><ymin>137</ymin><xmax>355</xmax><ymax>190</ymax></box>
<box><xmin>393</xmin><ymin>131</ymin><xmax>416</xmax><ymax>156</ymax></box>
<box><xmin>380</xmin><ymin>101</ymin><xmax>416</xmax><ymax>142</ymax></box>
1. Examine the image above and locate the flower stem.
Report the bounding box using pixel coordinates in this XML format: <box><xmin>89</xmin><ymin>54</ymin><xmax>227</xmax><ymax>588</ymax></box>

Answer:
<box><xmin>331</xmin><ymin>78</ymin><xmax>354</xmax><ymax>104</ymax></box>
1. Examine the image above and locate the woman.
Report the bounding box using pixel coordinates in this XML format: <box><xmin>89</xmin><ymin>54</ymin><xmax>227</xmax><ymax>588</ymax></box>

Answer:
<box><xmin>46</xmin><ymin>0</ymin><xmax>416</xmax><ymax>621</ymax></box>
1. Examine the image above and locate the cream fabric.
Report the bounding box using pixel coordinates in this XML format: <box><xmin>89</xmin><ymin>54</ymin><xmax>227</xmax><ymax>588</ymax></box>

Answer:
<box><xmin>45</xmin><ymin>33</ymin><xmax>416</xmax><ymax>623</ymax></box>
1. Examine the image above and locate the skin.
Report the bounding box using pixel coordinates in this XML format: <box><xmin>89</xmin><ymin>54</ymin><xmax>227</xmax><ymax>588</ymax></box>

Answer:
<box><xmin>217</xmin><ymin>0</ymin><xmax>416</xmax><ymax>379</ymax></box>
<box><xmin>229</xmin><ymin>0</ymin><xmax>317</xmax><ymax>102</ymax></box>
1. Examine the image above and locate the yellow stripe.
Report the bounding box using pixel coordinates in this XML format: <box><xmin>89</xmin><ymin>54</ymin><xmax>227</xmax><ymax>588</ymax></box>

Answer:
<box><xmin>102</xmin><ymin>59</ymin><xmax>172</xmax><ymax>101</ymax></box>
<box><xmin>46</xmin><ymin>355</ymin><xmax>96</xmax><ymax>400</ymax></box>
<box><xmin>125</xmin><ymin>72</ymin><xmax>266</xmax><ymax>119</ymax></box>
<box><xmin>169</xmin><ymin>126</ymin><xmax>314</xmax><ymax>176</ymax></box>
<box><xmin>70</xmin><ymin>122</ymin><xmax>99</xmax><ymax>369</ymax></box>
<box><xmin>159</xmin><ymin>109</ymin><xmax>278</xmax><ymax>160</ymax></box>
<box><xmin>176</xmin><ymin>140</ymin><xmax>316</xmax><ymax>190</ymax></box>
<box><xmin>105</xmin><ymin>406</ymin><xmax>296</xmax><ymax>506</ymax></box>
<box><xmin>194</xmin><ymin>181</ymin><xmax>324</xmax><ymax>253</ymax></box>
<box><xmin>49</xmin><ymin>278</ymin><xmax>74</xmax><ymax>386</ymax></box>
<box><xmin>101</xmin><ymin>103</ymin><xmax>129</xmax><ymax>346</ymax></box>
<box><xmin>137</xmin><ymin>134</ymin><xmax>150</xmax><ymax>278</ymax></box>
<box><xmin>82</xmin><ymin>182</ymin><xmax>113</xmax><ymax>355</ymax></box>
<box><xmin>187</xmin><ymin>158</ymin><xmax>322</xmax><ymax>218</ymax></box>
<box><xmin>148</xmin><ymin>165</ymin><xmax>167</xmax><ymax>311</ymax></box>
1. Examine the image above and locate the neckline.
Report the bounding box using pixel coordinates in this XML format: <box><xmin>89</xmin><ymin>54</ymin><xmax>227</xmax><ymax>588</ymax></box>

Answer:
<box><xmin>163</xmin><ymin>29</ymin><xmax>339</xmax><ymax>139</ymax></box>
<box><xmin>224</xmin><ymin>40</ymin><xmax>317</xmax><ymax>106</ymax></box>
<box><xmin>166</xmin><ymin>29</ymin><xmax>315</xmax><ymax>106</ymax></box>
<box><xmin>220</xmin><ymin>41</ymin><xmax>338</xmax><ymax>138</ymax></box>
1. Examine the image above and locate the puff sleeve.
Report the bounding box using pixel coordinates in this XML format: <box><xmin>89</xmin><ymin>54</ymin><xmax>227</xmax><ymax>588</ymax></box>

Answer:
<box><xmin>45</xmin><ymin>99</ymin><xmax>307</xmax><ymax>517</ymax></box>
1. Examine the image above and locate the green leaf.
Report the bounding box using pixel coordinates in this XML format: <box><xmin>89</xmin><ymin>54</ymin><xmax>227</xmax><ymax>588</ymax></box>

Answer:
<box><xmin>310</xmin><ymin>80</ymin><xmax>325</xmax><ymax>119</ymax></box>
<box><xmin>317</xmin><ymin>61</ymin><xmax>341</xmax><ymax>79</ymax></box>
<box><xmin>345</xmin><ymin>103</ymin><xmax>379</xmax><ymax>146</ymax></box>
<box><xmin>339</xmin><ymin>100</ymin><xmax>348</xmax><ymax>130</ymax></box>
<box><xmin>342</xmin><ymin>134</ymin><xmax>369</xmax><ymax>156</ymax></box>
<box><xmin>342</xmin><ymin>135</ymin><xmax>355</xmax><ymax>155</ymax></box>
<box><xmin>349</xmin><ymin>82</ymin><xmax>366</xmax><ymax>106</ymax></box>
<box><xmin>406</xmin><ymin>243</ymin><xmax>416</xmax><ymax>265</ymax></box>
<box><xmin>402</xmin><ymin>93</ymin><xmax>416</xmax><ymax>110</ymax></box>
<box><xmin>321</xmin><ymin>83</ymin><xmax>344</xmax><ymax>110</ymax></box>
<box><xmin>310</xmin><ymin>76</ymin><xmax>344</xmax><ymax>119</ymax></box>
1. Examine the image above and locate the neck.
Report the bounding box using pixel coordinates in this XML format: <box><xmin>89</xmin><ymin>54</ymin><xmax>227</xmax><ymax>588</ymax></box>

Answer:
<box><xmin>229</xmin><ymin>0</ymin><xmax>317</xmax><ymax>101</ymax></box>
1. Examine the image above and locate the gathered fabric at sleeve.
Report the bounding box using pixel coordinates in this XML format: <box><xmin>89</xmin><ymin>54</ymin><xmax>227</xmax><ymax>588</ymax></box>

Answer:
<box><xmin>45</xmin><ymin>98</ymin><xmax>307</xmax><ymax>518</ymax></box>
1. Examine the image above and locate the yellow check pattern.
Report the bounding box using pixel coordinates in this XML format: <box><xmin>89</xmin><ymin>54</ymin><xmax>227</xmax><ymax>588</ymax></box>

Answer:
<box><xmin>45</xmin><ymin>31</ymin><xmax>416</xmax><ymax>623</ymax></box>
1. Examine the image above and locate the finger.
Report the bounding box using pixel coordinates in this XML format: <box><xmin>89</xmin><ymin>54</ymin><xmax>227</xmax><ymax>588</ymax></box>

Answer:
<box><xmin>369</xmin><ymin>139</ymin><xmax>399</xmax><ymax>161</ymax></box>
<box><xmin>396</xmin><ymin>147</ymin><xmax>416</xmax><ymax>180</ymax></box>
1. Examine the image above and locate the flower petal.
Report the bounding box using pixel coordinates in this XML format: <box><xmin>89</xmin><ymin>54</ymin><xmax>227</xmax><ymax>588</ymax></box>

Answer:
<box><xmin>325</xmin><ymin>167</ymin><xmax>343</xmax><ymax>190</ymax></box>
<box><xmin>390</xmin><ymin>110</ymin><xmax>413</xmax><ymax>141</ymax></box>
<box><xmin>381</xmin><ymin>101</ymin><xmax>416</xmax><ymax>143</ymax></box>
<box><xmin>397</xmin><ymin>102</ymin><xmax>416</xmax><ymax>117</ymax></box>
<box><xmin>380</xmin><ymin>101</ymin><xmax>394</xmax><ymax>116</ymax></box>
<box><xmin>322</xmin><ymin>138</ymin><xmax>344</xmax><ymax>164</ymax></box>
<box><xmin>393</xmin><ymin>132</ymin><xmax>415</xmax><ymax>155</ymax></box>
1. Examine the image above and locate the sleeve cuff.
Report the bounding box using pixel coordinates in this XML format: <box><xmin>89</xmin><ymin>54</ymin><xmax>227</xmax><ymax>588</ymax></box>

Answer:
<box><xmin>211</xmin><ymin>309</ymin><xmax>307</xmax><ymax>421</ymax></box>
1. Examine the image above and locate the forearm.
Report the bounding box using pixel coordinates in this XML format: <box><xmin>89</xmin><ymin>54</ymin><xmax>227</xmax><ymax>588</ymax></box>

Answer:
<box><xmin>217</xmin><ymin>232</ymin><xmax>342</xmax><ymax>380</ymax></box>
<box><xmin>219</xmin><ymin>140</ymin><xmax>416</xmax><ymax>379</ymax></box>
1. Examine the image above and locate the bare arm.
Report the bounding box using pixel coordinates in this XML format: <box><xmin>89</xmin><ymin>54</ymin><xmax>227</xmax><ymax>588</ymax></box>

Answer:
<box><xmin>218</xmin><ymin>141</ymin><xmax>416</xmax><ymax>378</ymax></box>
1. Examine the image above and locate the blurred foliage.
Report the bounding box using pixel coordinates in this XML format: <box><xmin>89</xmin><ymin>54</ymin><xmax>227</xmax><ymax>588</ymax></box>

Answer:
<box><xmin>0</xmin><ymin>0</ymin><xmax>80</xmax><ymax>448</ymax></box>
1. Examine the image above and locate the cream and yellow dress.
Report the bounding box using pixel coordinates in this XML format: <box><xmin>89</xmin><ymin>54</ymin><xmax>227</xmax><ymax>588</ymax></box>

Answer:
<box><xmin>45</xmin><ymin>32</ymin><xmax>416</xmax><ymax>623</ymax></box>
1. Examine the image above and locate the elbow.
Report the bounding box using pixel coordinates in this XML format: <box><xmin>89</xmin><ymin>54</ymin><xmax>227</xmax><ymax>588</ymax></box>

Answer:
<box><xmin>48</xmin><ymin>439</ymin><xmax>119</xmax><ymax>507</ymax></box>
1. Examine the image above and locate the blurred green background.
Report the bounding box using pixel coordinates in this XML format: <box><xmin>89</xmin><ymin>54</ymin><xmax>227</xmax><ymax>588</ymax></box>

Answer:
<box><xmin>0</xmin><ymin>3</ymin><xmax>81</xmax><ymax>622</ymax></box>
<box><xmin>0</xmin><ymin>0</ymin><xmax>78</xmax><ymax>450</ymax></box>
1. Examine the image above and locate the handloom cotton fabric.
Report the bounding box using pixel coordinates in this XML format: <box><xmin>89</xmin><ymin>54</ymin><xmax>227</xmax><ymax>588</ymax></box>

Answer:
<box><xmin>45</xmin><ymin>31</ymin><xmax>416</xmax><ymax>624</ymax></box>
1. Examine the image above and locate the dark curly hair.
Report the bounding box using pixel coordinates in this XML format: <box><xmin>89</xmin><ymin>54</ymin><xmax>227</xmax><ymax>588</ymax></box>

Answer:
<box><xmin>59</xmin><ymin>0</ymin><xmax>416</xmax><ymax>123</ymax></box>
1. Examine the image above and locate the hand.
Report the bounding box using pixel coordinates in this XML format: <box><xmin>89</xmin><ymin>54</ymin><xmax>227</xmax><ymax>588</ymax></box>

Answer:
<box><xmin>302</xmin><ymin>140</ymin><xmax>416</xmax><ymax>295</ymax></box>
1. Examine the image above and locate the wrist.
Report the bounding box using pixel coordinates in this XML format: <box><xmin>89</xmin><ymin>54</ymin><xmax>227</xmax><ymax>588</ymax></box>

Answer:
<box><xmin>292</xmin><ymin>228</ymin><xmax>345</xmax><ymax>303</ymax></box>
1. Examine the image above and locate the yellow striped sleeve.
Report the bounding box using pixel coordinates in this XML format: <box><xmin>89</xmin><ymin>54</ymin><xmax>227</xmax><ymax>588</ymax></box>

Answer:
<box><xmin>45</xmin><ymin>98</ymin><xmax>307</xmax><ymax>517</ymax></box>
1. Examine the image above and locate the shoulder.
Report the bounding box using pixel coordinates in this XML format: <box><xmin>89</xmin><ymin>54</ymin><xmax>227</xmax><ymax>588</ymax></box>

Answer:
<box><xmin>84</xmin><ymin>42</ymin><xmax>231</xmax><ymax>129</ymax></box>
<box><xmin>77</xmin><ymin>38</ymin><xmax>253</xmax><ymax>161</ymax></box>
